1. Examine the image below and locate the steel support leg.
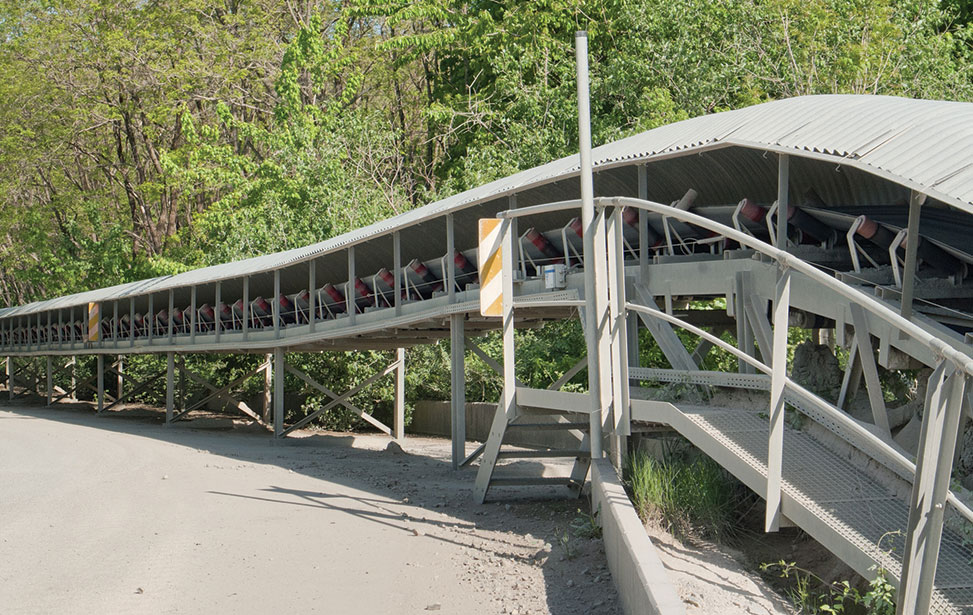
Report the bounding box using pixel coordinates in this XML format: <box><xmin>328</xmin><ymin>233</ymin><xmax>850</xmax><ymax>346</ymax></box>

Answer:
<box><xmin>116</xmin><ymin>355</ymin><xmax>123</xmax><ymax>400</ymax></box>
<box><xmin>46</xmin><ymin>356</ymin><xmax>52</xmax><ymax>406</ymax></box>
<box><xmin>262</xmin><ymin>353</ymin><xmax>272</xmax><ymax>423</ymax></box>
<box><xmin>766</xmin><ymin>269</ymin><xmax>791</xmax><ymax>532</ymax></box>
<box><xmin>450</xmin><ymin>315</ymin><xmax>466</xmax><ymax>468</ymax></box>
<box><xmin>273</xmin><ymin>348</ymin><xmax>284</xmax><ymax>438</ymax></box>
<box><xmin>7</xmin><ymin>357</ymin><xmax>13</xmax><ymax>400</ymax></box>
<box><xmin>96</xmin><ymin>355</ymin><xmax>105</xmax><ymax>413</ymax></box>
<box><xmin>166</xmin><ymin>352</ymin><xmax>174</xmax><ymax>424</ymax></box>
<box><xmin>474</xmin><ymin>219</ymin><xmax>518</xmax><ymax>503</ymax></box>
<box><xmin>608</xmin><ymin>207</ymin><xmax>631</xmax><ymax>469</ymax></box>
<box><xmin>395</xmin><ymin>347</ymin><xmax>406</xmax><ymax>440</ymax></box>
<box><xmin>898</xmin><ymin>364</ymin><xmax>967</xmax><ymax>614</ymax></box>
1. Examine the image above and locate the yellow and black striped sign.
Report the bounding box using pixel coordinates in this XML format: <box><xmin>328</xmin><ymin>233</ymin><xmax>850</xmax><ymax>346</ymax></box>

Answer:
<box><xmin>478</xmin><ymin>219</ymin><xmax>504</xmax><ymax>317</ymax></box>
<box><xmin>87</xmin><ymin>302</ymin><xmax>100</xmax><ymax>342</ymax></box>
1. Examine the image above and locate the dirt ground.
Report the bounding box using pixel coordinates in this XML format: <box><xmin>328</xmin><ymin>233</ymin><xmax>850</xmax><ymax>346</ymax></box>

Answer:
<box><xmin>0</xmin><ymin>401</ymin><xmax>620</xmax><ymax>615</ymax></box>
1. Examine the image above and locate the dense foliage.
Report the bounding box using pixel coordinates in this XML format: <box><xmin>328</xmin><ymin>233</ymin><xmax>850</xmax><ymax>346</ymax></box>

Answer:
<box><xmin>1</xmin><ymin>0</ymin><xmax>971</xmax><ymax>426</ymax></box>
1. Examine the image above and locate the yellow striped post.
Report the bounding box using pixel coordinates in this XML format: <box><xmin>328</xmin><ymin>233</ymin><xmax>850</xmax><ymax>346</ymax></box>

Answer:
<box><xmin>87</xmin><ymin>302</ymin><xmax>100</xmax><ymax>342</ymax></box>
<box><xmin>478</xmin><ymin>219</ymin><xmax>505</xmax><ymax>317</ymax></box>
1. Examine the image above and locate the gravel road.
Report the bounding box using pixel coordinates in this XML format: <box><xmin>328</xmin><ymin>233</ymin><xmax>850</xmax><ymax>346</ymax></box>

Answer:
<box><xmin>0</xmin><ymin>404</ymin><xmax>619</xmax><ymax>615</ymax></box>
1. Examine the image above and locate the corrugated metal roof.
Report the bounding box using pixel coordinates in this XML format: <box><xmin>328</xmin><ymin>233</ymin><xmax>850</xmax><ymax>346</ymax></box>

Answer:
<box><xmin>4</xmin><ymin>94</ymin><xmax>972</xmax><ymax>318</ymax></box>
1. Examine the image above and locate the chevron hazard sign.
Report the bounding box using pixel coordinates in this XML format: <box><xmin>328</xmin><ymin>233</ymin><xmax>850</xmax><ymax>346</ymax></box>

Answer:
<box><xmin>478</xmin><ymin>218</ymin><xmax>505</xmax><ymax>317</ymax></box>
<box><xmin>87</xmin><ymin>302</ymin><xmax>100</xmax><ymax>342</ymax></box>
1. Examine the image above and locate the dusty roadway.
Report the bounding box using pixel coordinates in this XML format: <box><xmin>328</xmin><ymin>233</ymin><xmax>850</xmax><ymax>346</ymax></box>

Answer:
<box><xmin>0</xmin><ymin>404</ymin><xmax>619</xmax><ymax>615</ymax></box>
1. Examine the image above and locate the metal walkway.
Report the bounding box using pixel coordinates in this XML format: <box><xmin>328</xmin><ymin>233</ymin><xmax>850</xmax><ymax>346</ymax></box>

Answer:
<box><xmin>638</xmin><ymin>401</ymin><xmax>973</xmax><ymax>614</ymax></box>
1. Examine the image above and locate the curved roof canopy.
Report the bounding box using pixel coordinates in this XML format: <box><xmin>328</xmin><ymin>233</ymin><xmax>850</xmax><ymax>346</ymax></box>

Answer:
<box><xmin>4</xmin><ymin>94</ymin><xmax>972</xmax><ymax>317</ymax></box>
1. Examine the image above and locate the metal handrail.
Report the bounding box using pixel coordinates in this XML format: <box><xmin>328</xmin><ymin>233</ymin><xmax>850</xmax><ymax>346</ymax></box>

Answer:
<box><xmin>500</xmin><ymin>196</ymin><xmax>973</xmax><ymax>376</ymax></box>
<box><xmin>500</xmin><ymin>196</ymin><xmax>973</xmax><ymax>524</ymax></box>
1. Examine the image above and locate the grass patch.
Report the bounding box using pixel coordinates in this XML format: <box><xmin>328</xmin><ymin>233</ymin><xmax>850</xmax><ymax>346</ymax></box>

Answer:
<box><xmin>624</xmin><ymin>440</ymin><xmax>754</xmax><ymax>543</ymax></box>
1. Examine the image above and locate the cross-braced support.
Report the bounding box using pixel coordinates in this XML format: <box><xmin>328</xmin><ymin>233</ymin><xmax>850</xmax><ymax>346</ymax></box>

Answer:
<box><xmin>273</xmin><ymin>350</ymin><xmax>404</xmax><ymax>439</ymax></box>
<box><xmin>169</xmin><ymin>355</ymin><xmax>268</xmax><ymax>425</ymax></box>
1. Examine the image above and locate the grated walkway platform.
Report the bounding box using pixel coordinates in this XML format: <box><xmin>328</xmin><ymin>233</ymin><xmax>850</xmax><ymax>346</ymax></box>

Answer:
<box><xmin>669</xmin><ymin>406</ymin><xmax>973</xmax><ymax>614</ymax></box>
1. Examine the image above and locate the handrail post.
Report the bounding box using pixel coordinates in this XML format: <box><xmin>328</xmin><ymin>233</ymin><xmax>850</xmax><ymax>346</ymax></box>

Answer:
<box><xmin>576</xmin><ymin>31</ymin><xmax>603</xmax><ymax>459</ymax></box>
<box><xmin>898</xmin><ymin>363</ymin><xmax>967</xmax><ymax>614</ymax></box>
<box><xmin>766</xmin><ymin>267</ymin><xmax>791</xmax><ymax>532</ymax></box>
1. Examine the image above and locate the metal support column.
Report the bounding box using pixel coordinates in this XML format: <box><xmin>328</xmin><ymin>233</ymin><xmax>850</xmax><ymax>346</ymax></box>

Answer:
<box><xmin>766</xmin><ymin>268</ymin><xmax>791</xmax><ymax>532</ymax></box>
<box><xmin>273</xmin><ymin>270</ymin><xmax>281</xmax><ymax>336</ymax></box>
<box><xmin>308</xmin><ymin>261</ymin><xmax>316</xmax><ymax>332</ymax></box>
<box><xmin>46</xmin><ymin>356</ymin><xmax>53</xmax><ymax>406</ymax></box>
<box><xmin>608</xmin><ymin>207</ymin><xmax>631</xmax><ymax>468</ymax></box>
<box><xmin>777</xmin><ymin>154</ymin><xmax>789</xmax><ymax>251</ymax></box>
<box><xmin>7</xmin><ymin>356</ymin><xmax>12</xmax><ymax>400</ymax></box>
<box><xmin>473</xmin><ymin>218</ymin><xmax>518</xmax><ymax>503</ymax></box>
<box><xmin>117</xmin><ymin>355</ymin><xmax>124</xmax><ymax>401</ymax></box>
<box><xmin>446</xmin><ymin>214</ymin><xmax>456</xmax><ymax>302</ymax></box>
<box><xmin>395</xmin><ymin>347</ymin><xmax>406</xmax><ymax>440</ymax></box>
<box><xmin>898</xmin><ymin>363</ymin><xmax>967</xmax><ymax>614</ymax></box>
<box><xmin>166</xmin><ymin>352</ymin><xmax>175</xmax><ymax>424</ymax></box>
<box><xmin>273</xmin><ymin>348</ymin><xmax>284</xmax><ymax>438</ymax></box>
<box><xmin>576</xmin><ymin>31</ymin><xmax>603</xmax><ymax>459</ymax></box>
<box><xmin>900</xmin><ymin>190</ymin><xmax>925</xmax><ymax>322</ymax></box>
<box><xmin>450</xmin><ymin>314</ymin><xmax>466</xmax><ymax>467</ymax></box>
<box><xmin>262</xmin><ymin>353</ymin><xmax>272</xmax><ymax>423</ymax></box>
<box><xmin>393</xmin><ymin>232</ymin><xmax>402</xmax><ymax>316</ymax></box>
<box><xmin>96</xmin><ymin>354</ymin><xmax>105</xmax><ymax>413</ymax></box>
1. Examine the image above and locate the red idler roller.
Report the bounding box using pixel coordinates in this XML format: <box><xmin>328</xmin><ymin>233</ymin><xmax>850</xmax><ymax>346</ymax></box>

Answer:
<box><xmin>321</xmin><ymin>283</ymin><xmax>347</xmax><ymax>315</ymax></box>
<box><xmin>454</xmin><ymin>251</ymin><xmax>476</xmax><ymax>275</ymax></box>
<box><xmin>855</xmin><ymin>216</ymin><xmax>897</xmax><ymax>248</ymax></box>
<box><xmin>409</xmin><ymin>259</ymin><xmax>443</xmax><ymax>297</ymax></box>
<box><xmin>231</xmin><ymin>299</ymin><xmax>246</xmax><ymax>326</ymax></box>
<box><xmin>375</xmin><ymin>268</ymin><xmax>405</xmax><ymax>305</ymax></box>
<box><xmin>250</xmin><ymin>296</ymin><xmax>273</xmax><ymax>327</ymax></box>
<box><xmin>292</xmin><ymin>290</ymin><xmax>310</xmax><ymax>323</ymax></box>
<box><xmin>524</xmin><ymin>228</ymin><xmax>564</xmax><ymax>264</ymax></box>
<box><xmin>353</xmin><ymin>278</ymin><xmax>375</xmax><ymax>311</ymax></box>
<box><xmin>622</xmin><ymin>206</ymin><xmax>663</xmax><ymax>246</ymax></box>
<box><xmin>277</xmin><ymin>294</ymin><xmax>296</xmax><ymax>324</ymax></box>
<box><xmin>182</xmin><ymin>306</ymin><xmax>195</xmax><ymax>332</ymax></box>
<box><xmin>197</xmin><ymin>303</ymin><xmax>215</xmax><ymax>331</ymax></box>
<box><xmin>217</xmin><ymin>302</ymin><xmax>234</xmax><ymax>328</ymax></box>
<box><xmin>169</xmin><ymin>308</ymin><xmax>185</xmax><ymax>333</ymax></box>
<box><xmin>568</xmin><ymin>217</ymin><xmax>583</xmax><ymax>238</ymax></box>
<box><xmin>783</xmin><ymin>204</ymin><xmax>835</xmax><ymax>245</ymax></box>
<box><xmin>738</xmin><ymin>198</ymin><xmax>766</xmax><ymax>223</ymax></box>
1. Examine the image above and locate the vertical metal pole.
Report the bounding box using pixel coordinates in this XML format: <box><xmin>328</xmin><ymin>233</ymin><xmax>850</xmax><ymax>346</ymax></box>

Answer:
<box><xmin>58</xmin><ymin>309</ymin><xmax>63</xmax><ymax>350</ymax></box>
<box><xmin>393</xmin><ymin>232</ymin><xmax>402</xmax><ymax>315</ymax></box>
<box><xmin>129</xmin><ymin>298</ymin><xmax>135</xmax><ymax>347</ymax></box>
<box><xmin>273</xmin><ymin>270</ymin><xmax>281</xmax><ymax>337</ymax></box>
<box><xmin>6</xmin><ymin>356</ymin><xmax>13</xmax><ymax>400</ymax></box>
<box><xmin>147</xmin><ymin>295</ymin><xmax>154</xmax><ymax>344</ymax></box>
<box><xmin>450</xmin><ymin>314</ymin><xmax>466</xmax><ymax>467</ymax></box>
<box><xmin>46</xmin><ymin>356</ymin><xmax>53</xmax><ymax>405</ymax></box>
<box><xmin>627</xmin><ymin>313</ymin><xmax>640</xmax><ymax>369</ymax></box>
<box><xmin>735</xmin><ymin>274</ymin><xmax>755</xmax><ymax>374</ymax></box>
<box><xmin>70</xmin><ymin>355</ymin><xmax>76</xmax><ymax>400</ymax></box>
<box><xmin>446</xmin><ymin>214</ymin><xmax>456</xmax><ymax>302</ymax></box>
<box><xmin>166</xmin><ymin>352</ymin><xmax>174</xmax><ymax>423</ymax></box>
<box><xmin>608</xmin><ymin>207</ymin><xmax>631</xmax><ymax>468</ymax></box>
<box><xmin>348</xmin><ymin>247</ymin><xmax>356</xmax><ymax>325</ymax></box>
<box><xmin>190</xmin><ymin>286</ymin><xmax>197</xmax><ymax>343</ymax></box>
<box><xmin>576</xmin><ymin>30</ymin><xmax>603</xmax><ymax>459</ymax></box>
<box><xmin>113</xmin><ymin>301</ymin><xmax>119</xmax><ymax>349</ymax></box>
<box><xmin>117</xmin><ymin>355</ymin><xmax>123</xmax><ymax>400</ymax></box>
<box><xmin>766</xmin><ymin>268</ymin><xmax>791</xmax><ymax>532</ymax></box>
<box><xmin>308</xmin><ymin>261</ymin><xmax>317</xmax><ymax>333</ymax></box>
<box><xmin>777</xmin><ymin>154</ymin><xmax>789</xmax><ymax>252</ymax></box>
<box><xmin>898</xmin><ymin>364</ymin><xmax>967</xmax><ymax>615</ymax></box>
<box><xmin>242</xmin><ymin>277</ymin><xmax>250</xmax><ymax>341</ymax></box>
<box><xmin>167</xmin><ymin>290</ymin><xmax>174</xmax><ymax>343</ymax></box>
<box><xmin>96</xmin><ymin>354</ymin><xmax>105</xmax><ymax>413</ymax></box>
<box><xmin>638</xmin><ymin>164</ymin><xmax>650</xmax><ymax>275</ymax></box>
<box><xmin>215</xmin><ymin>282</ymin><xmax>222</xmax><ymax>342</ymax></box>
<box><xmin>262</xmin><ymin>353</ymin><xmax>272</xmax><ymax>423</ymax></box>
<box><xmin>46</xmin><ymin>310</ymin><xmax>52</xmax><ymax>351</ymax></box>
<box><xmin>395</xmin><ymin>347</ymin><xmax>406</xmax><ymax>440</ymax></box>
<box><xmin>273</xmin><ymin>348</ymin><xmax>284</xmax><ymax>438</ymax></box>
<box><xmin>900</xmin><ymin>190</ymin><xmax>924</xmax><ymax>321</ymax></box>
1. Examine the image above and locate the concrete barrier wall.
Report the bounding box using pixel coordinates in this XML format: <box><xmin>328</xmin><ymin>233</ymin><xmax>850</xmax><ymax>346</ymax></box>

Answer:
<box><xmin>591</xmin><ymin>458</ymin><xmax>685</xmax><ymax>615</ymax></box>
<box><xmin>410</xmin><ymin>400</ymin><xmax>582</xmax><ymax>449</ymax></box>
